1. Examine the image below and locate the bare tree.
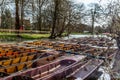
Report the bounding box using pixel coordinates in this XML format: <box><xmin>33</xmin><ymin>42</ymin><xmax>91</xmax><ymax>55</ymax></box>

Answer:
<box><xmin>20</xmin><ymin>0</ymin><xmax>24</xmax><ymax>26</ymax></box>
<box><xmin>85</xmin><ymin>3</ymin><xmax>103</xmax><ymax>35</ymax></box>
<box><xmin>36</xmin><ymin>0</ymin><xmax>47</xmax><ymax>31</ymax></box>
<box><xmin>0</xmin><ymin>0</ymin><xmax>5</xmax><ymax>27</ymax></box>
<box><xmin>102</xmin><ymin>0</ymin><xmax>120</xmax><ymax>79</ymax></box>
<box><xmin>49</xmin><ymin>0</ymin><xmax>59</xmax><ymax>39</ymax></box>
<box><xmin>0</xmin><ymin>0</ymin><xmax>5</xmax><ymax>6</ymax></box>
<box><xmin>15</xmin><ymin>0</ymin><xmax>20</xmax><ymax>36</ymax></box>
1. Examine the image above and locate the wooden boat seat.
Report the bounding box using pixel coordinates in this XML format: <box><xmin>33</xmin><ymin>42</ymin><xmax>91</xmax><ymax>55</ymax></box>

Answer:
<box><xmin>1</xmin><ymin>51</ymin><xmax>5</xmax><ymax>53</ymax></box>
<box><xmin>25</xmin><ymin>49</ymin><xmax>31</xmax><ymax>52</ymax></box>
<box><xmin>0</xmin><ymin>53</ymin><xmax>5</xmax><ymax>57</ymax></box>
<box><xmin>59</xmin><ymin>47</ymin><xmax>63</xmax><ymax>50</ymax></box>
<box><xmin>14</xmin><ymin>54</ymin><xmax>20</xmax><ymax>58</ymax></box>
<box><xmin>40</xmin><ymin>57</ymin><xmax>47</xmax><ymax>62</ymax></box>
<box><xmin>18</xmin><ymin>53</ymin><xmax>23</xmax><ymax>57</ymax></box>
<box><xmin>0</xmin><ymin>61</ymin><xmax>3</xmax><ymax>65</ymax></box>
<box><xmin>28</xmin><ymin>54</ymin><xmax>35</xmax><ymax>61</ymax></box>
<box><xmin>0</xmin><ymin>54</ymin><xmax>3</xmax><ymax>57</ymax></box>
<box><xmin>16</xmin><ymin>63</ymin><xmax>25</xmax><ymax>71</ymax></box>
<box><xmin>26</xmin><ymin>61</ymin><xmax>32</xmax><ymax>68</ymax></box>
<box><xmin>20</xmin><ymin>56</ymin><xmax>28</xmax><ymax>63</ymax></box>
<box><xmin>31</xmin><ymin>49</ymin><xmax>36</xmax><ymax>52</ymax></box>
<box><xmin>3</xmin><ymin>59</ymin><xmax>12</xmax><ymax>66</ymax></box>
<box><xmin>9</xmin><ymin>55</ymin><xmax>16</xmax><ymax>58</ymax></box>
<box><xmin>56</xmin><ymin>47</ymin><xmax>61</xmax><ymax>50</ymax></box>
<box><xmin>47</xmin><ymin>56</ymin><xmax>53</xmax><ymax>61</ymax></box>
<box><xmin>6</xmin><ymin>51</ymin><xmax>13</xmax><ymax>56</ymax></box>
<box><xmin>0</xmin><ymin>68</ymin><xmax>5</xmax><ymax>72</ymax></box>
<box><xmin>6</xmin><ymin>65</ymin><xmax>16</xmax><ymax>74</ymax></box>
<box><xmin>55</xmin><ymin>54</ymin><xmax>59</xmax><ymax>58</ymax></box>
<box><xmin>13</xmin><ymin>52</ymin><xmax>19</xmax><ymax>56</ymax></box>
<box><xmin>22</xmin><ymin>53</ymin><xmax>28</xmax><ymax>56</ymax></box>
<box><xmin>41</xmin><ymin>61</ymin><xmax>49</xmax><ymax>66</ymax></box>
<box><xmin>63</xmin><ymin>47</ymin><xmax>68</xmax><ymax>50</ymax></box>
<box><xmin>12</xmin><ymin>57</ymin><xmax>20</xmax><ymax>64</ymax></box>
<box><xmin>53</xmin><ymin>56</ymin><xmax>56</xmax><ymax>60</ymax></box>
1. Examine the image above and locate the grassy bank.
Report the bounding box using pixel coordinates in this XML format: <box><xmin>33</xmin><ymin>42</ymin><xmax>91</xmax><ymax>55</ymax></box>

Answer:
<box><xmin>20</xmin><ymin>34</ymin><xmax>49</xmax><ymax>39</ymax></box>
<box><xmin>0</xmin><ymin>33</ymin><xmax>50</xmax><ymax>42</ymax></box>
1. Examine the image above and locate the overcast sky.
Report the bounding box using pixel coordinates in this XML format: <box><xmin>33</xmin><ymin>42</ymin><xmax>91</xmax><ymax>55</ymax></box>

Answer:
<box><xmin>74</xmin><ymin>0</ymin><xmax>109</xmax><ymax>6</ymax></box>
<box><xmin>73</xmin><ymin>0</ymin><xmax>110</xmax><ymax>26</ymax></box>
<box><xmin>74</xmin><ymin>0</ymin><xmax>98</xmax><ymax>4</ymax></box>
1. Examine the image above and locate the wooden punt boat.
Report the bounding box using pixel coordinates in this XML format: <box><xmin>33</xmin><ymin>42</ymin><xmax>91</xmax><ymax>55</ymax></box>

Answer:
<box><xmin>22</xmin><ymin>40</ymin><xmax>54</xmax><ymax>48</ymax></box>
<box><xmin>29</xmin><ymin>40</ymin><xmax>116</xmax><ymax>60</ymax></box>
<box><xmin>62</xmin><ymin>37</ymin><xmax>114</xmax><ymax>47</ymax></box>
<box><xmin>1</xmin><ymin>55</ymin><xmax>86</xmax><ymax>80</ymax></box>
<box><xmin>0</xmin><ymin>50</ymin><xmax>61</xmax><ymax>77</ymax></box>
<box><xmin>0</xmin><ymin>44</ymin><xmax>46</xmax><ymax>63</ymax></box>
<box><xmin>23</xmin><ymin>41</ymin><xmax>84</xmax><ymax>52</ymax></box>
<box><xmin>66</xmin><ymin>59</ymin><xmax>103</xmax><ymax>80</ymax></box>
<box><xmin>0</xmin><ymin>46</ymin><xmax>39</xmax><ymax>58</ymax></box>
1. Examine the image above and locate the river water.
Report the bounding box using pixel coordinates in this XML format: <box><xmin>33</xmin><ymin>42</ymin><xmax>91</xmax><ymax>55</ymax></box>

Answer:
<box><xmin>64</xmin><ymin>34</ymin><xmax>107</xmax><ymax>39</ymax></box>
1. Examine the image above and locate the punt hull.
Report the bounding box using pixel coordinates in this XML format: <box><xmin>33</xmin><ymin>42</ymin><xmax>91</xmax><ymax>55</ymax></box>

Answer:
<box><xmin>2</xmin><ymin>55</ymin><xmax>85</xmax><ymax>80</ymax></box>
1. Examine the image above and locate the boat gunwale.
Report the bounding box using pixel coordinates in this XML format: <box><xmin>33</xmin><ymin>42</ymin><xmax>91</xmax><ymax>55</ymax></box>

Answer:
<box><xmin>2</xmin><ymin>57</ymin><xmax>77</xmax><ymax>80</ymax></box>
<box><xmin>39</xmin><ymin>59</ymin><xmax>103</xmax><ymax>80</ymax></box>
<box><xmin>38</xmin><ymin>58</ymin><xmax>86</xmax><ymax>80</ymax></box>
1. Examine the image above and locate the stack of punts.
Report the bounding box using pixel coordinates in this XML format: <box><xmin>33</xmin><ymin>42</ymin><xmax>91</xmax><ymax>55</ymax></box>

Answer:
<box><xmin>0</xmin><ymin>44</ymin><xmax>61</xmax><ymax>78</ymax></box>
<box><xmin>23</xmin><ymin>40</ymin><xmax>54</xmax><ymax>48</ymax></box>
<box><xmin>0</xmin><ymin>46</ymin><xmax>38</xmax><ymax>59</ymax></box>
<box><xmin>23</xmin><ymin>37</ymin><xmax>114</xmax><ymax>48</ymax></box>
<box><xmin>1</xmin><ymin>55</ymin><xmax>86</xmax><ymax>80</ymax></box>
<box><xmin>1</xmin><ymin>55</ymin><xmax>104</xmax><ymax>80</ymax></box>
<box><xmin>66</xmin><ymin>59</ymin><xmax>103</xmax><ymax>80</ymax></box>
<box><xmin>62</xmin><ymin>37</ymin><xmax>114</xmax><ymax>47</ymax></box>
<box><xmin>22</xmin><ymin>41</ymin><xmax>82</xmax><ymax>52</ymax></box>
<box><xmin>0</xmin><ymin>37</ymin><xmax>116</xmax><ymax>80</ymax></box>
<box><xmin>22</xmin><ymin>39</ymin><xmax>117</xmax><ymax>59</ymax></box>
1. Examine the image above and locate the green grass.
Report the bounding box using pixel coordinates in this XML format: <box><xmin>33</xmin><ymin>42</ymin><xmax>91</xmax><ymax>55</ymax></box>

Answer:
<box><xmin>0</xmin><ymin>32</ymin><xmax>15</xmax><ymax>35</ymax></box>
<box><xmin>21</xmin><ymin>34</ymin><xmax>50</xmax><ymax>39</ymax></box>
<box><xmin>0</xmin><ymin>32</ymin><xmax>50</xmax><ymax>42</ymax></box>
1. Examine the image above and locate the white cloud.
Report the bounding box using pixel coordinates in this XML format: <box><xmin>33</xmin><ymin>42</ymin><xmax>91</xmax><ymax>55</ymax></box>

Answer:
<box><xmin>74</xmin><ymin>0</ymin><xmax>98</xmax><ymax>4</ymax></box>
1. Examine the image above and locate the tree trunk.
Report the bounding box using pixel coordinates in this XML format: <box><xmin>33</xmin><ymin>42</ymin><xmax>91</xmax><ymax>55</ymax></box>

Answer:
<box><xmin>0</xmin><ymin>2</ymin><xmax>4</xmax><ymax>28</ymax></box>
<box><xmin>38</xmin><ymin>0</ymin><xmax>42</xmax><ymax>31</ymax></box>
<box><xmin>92</xmin><ymin>15</ymin><xmax>95</xmax><ymax>35</ymax></box>
<box><xmin>20</xmin><ymin>0</ymin><xmax>24</xmax><ymax>26</ymax></box>
<box><xmin>91</xmin><ymin>9</ymin><xmax>95</xmax><ymax>35</ymax></box>
<box><xmin>57</xmin><ymin>17</ymin><xmax>66</xmax><ymax>37</ymax></box>
<box><xmin>49</xmin><ymin>0</ymin><xmax>58</xmax><ymax>39</ymax></box>
<box><xmin>15</xmin><ymin>0</ymin><xmax>20</xmax><ymax>36</ymax></box>
<box><xmin>32</xmin><ymin>0</ymin><xmax>35</xmax><ymax>30</ymax></box>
